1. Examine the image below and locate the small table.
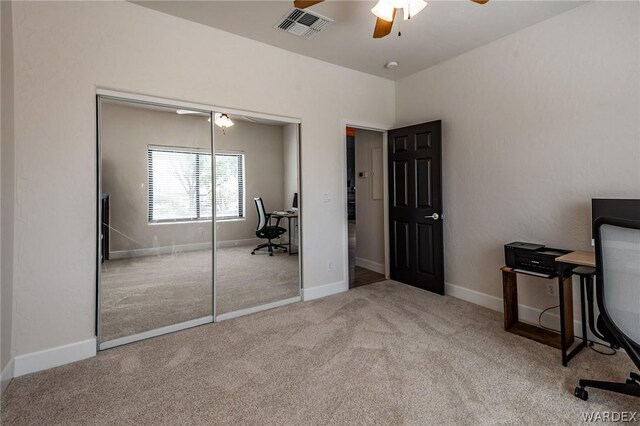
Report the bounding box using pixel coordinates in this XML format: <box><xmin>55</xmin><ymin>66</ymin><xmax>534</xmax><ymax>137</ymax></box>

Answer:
<box><xmin>269</xmin><ymin>212</ymin><xmax>298</xmax><ymax>256</ymax></box>
<box><xmin>501</xmin><ymin>267</ymin><xmax>574</xmax><ymax>352</ymax></box>
<box><xmin>502</xmin><ymin>250</ymin><xmax>596</xmax><ymax>366</ymax></box>
<box><xmin>556</xmin><ymin>250</ymin><xmax>596</xmax><ymax>366</ymax></box>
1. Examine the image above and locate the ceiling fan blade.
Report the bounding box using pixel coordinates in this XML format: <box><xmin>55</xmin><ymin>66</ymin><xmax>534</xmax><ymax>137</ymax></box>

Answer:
<box><xmin>471</xmin><ymin>0</ymin><xmax>489</xmax><ymax>4</ymax></box>
<box><xmin>373</xmin><ymin>10</ymin><xmax>396</xmax><ymax>39</ymax></box>
<box><xmin>293</xmin><ymin>0</ymin><xmax>324</xmax><ymax>8</ymax></box>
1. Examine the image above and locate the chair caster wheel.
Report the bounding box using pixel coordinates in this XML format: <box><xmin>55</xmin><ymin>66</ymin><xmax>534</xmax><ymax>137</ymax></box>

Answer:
<box><xmin>269</xmin><ymin>253</ymin><xmax>273</xmax><ymax>256</ymax></box>
<box><xmin>251</xmin><ymin>251</ymin><xmax>255</xmax><ymax>255</ymax></box>
<box><xmin>574</xmin><ymin>387</ymin><xmax>588</xmax><ymax>401</ymax></box>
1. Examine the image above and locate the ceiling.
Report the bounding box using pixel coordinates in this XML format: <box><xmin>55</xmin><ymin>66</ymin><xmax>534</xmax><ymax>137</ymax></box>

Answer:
<box><xmin>133</xmin><ymin>0</ymin><xmax>584</xmax><ymax>80</ymax></box>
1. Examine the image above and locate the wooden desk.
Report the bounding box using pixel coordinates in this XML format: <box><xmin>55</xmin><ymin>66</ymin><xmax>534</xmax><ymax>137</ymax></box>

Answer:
<box><xmin>556</xmin><ymin>251</ymin><xmax>595</xmax><ymax>268</ymax></box>
<box><xmin>556</xmin><ymin>250</ymin><xmax>596</xmax><ymax>366</ymax></box>
<box><xmin>502</xmin><ymin>250</ymin><xmax>596</xmax><ymax>366</ymax></box>
<box><xmin>269</xmin><ymin>212</ymin><xmax>298</xmax><ymax>256</ymax></box>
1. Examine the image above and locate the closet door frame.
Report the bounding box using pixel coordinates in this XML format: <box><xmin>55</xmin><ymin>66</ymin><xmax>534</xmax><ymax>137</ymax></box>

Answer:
<box><xmin>95</xmin><ymin>89</ymin><xmax>302</xmax><ymax>351</ymax></box>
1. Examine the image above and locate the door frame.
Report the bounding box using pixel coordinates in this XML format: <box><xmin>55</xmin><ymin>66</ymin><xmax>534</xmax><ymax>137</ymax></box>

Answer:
<box><xmin>340</xmin><ymin>120</ymin><xmax>393</xmax><ymax>287</ymax></box>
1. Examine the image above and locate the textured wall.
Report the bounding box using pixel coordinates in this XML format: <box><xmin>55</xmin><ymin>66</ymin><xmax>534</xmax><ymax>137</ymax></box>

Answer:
<box><xmin>1</xmin><ymin>0</ymin><xmax>15</xmax><ymax>374</ymax></box>
<box><xmin>395</xmin><ymin>1</ymin><xmax>640</xmax><ymax>309</ymax></box>
<box><xmin>10</xmin><ymin>1</ymin><xmax>394</xmax><ymax>356</ymax></box>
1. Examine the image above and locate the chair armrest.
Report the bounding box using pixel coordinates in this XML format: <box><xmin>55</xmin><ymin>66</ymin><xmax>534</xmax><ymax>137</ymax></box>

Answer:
<box><xmin>265</xmin><ymin>212</ymin><xmax>283</xmax><ymax>227</ymax></box>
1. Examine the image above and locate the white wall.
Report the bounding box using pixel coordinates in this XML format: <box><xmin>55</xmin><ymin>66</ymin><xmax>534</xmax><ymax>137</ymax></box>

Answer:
<box><xmin>10</xmin><ymin>1</ymin><xmax>394</xmax><ymax>357</ymax></box>
<box><xmin>1</xmin><ymin>0</ymin><xmax>15</xmax><ymax>381</ymax></box>
<box><xmin>395</xmin><ymin>1</ymin><xmax>640</xmax><ymax>310</ymax></box>
<box><xmin>354</xmin><ymin>129</ymin><xmax>384</xmax><ymax>270</ymax></box>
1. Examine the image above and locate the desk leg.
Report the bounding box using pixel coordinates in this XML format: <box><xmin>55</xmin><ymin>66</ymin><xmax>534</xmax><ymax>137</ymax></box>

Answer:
<box><xmin>502</xmin><ymin>269</ymin><xmax>518</xmax><ymax>330</ymax></box>
<box><xmin>580</xmin><ymin>279</ymin><xmax>588</xmax><ymax>346</ymax></box>
<box><xmin>558</xmin><ymin>266</ymin><xmax>567</xmax><ymax>366</ymax></box>
<box><xmin>288</xmin><ymin>216</ymin><xmax>292</xmax><ymax>256</ymax></box>
<box><xmin>558</xmin><ymin>269</ymin><xmax>574</xmax><ymax>366</ymax></box>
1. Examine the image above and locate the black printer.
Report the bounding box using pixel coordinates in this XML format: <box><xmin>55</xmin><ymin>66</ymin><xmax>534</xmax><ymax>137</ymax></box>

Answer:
<box><xmin>504</xmin><ymin>242</ymin><xmax>571</xmax><ymax>278</ymax></box>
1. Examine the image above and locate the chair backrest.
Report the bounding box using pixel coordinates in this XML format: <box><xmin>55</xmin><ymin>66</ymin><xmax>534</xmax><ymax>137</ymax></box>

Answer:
<box><xmin>595</xmin><ymin>217</ymin><xmax>640</xmax><ymax>364</ymax></box>
<box><xmin>254</xmin><ymin>197</ymin><xmax>267</xmax><ymax>231</ymax></box>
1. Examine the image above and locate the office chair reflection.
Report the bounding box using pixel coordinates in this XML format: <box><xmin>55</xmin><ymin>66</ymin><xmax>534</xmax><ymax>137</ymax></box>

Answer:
<box><xmin>251</xmin><ymin>197</ymin><xmax>287</xmax><ymax>256</ymax></box>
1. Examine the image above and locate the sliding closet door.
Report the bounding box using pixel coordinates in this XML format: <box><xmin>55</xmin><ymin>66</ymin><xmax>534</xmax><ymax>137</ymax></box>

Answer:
<box><xmin>98</xmin><ymin>97</ymin><xmax>213</xmax><ymax>349</ymax></box>
<box><xmin>214</xmin><ymin>119</ymin><xmax>301</xmax><ymax>317</ymax></box>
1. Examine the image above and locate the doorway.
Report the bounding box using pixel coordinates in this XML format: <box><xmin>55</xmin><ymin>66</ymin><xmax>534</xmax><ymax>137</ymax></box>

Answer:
<box><xmin>346</xmin><ymin>127</ymin><xmax>387</xmax><ymax>288</ymax></box>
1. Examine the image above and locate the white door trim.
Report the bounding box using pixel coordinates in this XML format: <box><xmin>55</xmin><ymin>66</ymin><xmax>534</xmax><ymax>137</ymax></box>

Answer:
<box><xmin>215</xmin><ymin>296</ymin><xmax>301</xmax><ymax>322</ymax></box>
<box><xmin>99</xmin><ymin>316</ymin><xmax>213</xmax><ymax>350</ymax></box>
<box><xmin>340</xmin><ymin>120</ymin><xmax>393</xmax><ymax>288</ymax></box>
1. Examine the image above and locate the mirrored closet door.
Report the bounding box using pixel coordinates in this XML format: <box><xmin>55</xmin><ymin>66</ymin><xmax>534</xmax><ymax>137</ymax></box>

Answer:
<box><xmin>98</xmin><ymin>97</ymin><xmax>213</xmax><ymax>349</ymax></box>
<box><xmin>214</xmin><ymin>117</ymin><xmax>301</xmax><ymax>317</ymax></box>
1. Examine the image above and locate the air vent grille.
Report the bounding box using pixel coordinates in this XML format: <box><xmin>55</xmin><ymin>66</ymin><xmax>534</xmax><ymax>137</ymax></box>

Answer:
<box><xmin>274</xmin><ymin>7</ymin><xmax>333</xmax><ymax>40</ymax></box>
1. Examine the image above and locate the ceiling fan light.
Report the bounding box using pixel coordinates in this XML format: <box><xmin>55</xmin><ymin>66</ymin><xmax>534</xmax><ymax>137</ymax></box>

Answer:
<box><xmin>387</xmin><ymin>0</ymin><xmax>409</xmax><ymax>8</ymax></box>
<box><xmin>214</xmin><ymin>113</ymin><xmax>234</xmax><ymax>129</ymax></box>
<box><xmin>403</xmin><ymin>0</ymin><xmax>427</xmax><ymax>20</ymax></box>
<box><xmin>371</xmin><ymin>0</ymin><xmax>395</xmax><ymax>22</ymax></box>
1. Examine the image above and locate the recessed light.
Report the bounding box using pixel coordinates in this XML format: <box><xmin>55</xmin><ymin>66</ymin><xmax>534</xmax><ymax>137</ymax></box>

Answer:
<box><xmin>384</xmin><ymin>61</ymin><xmax>399</xmax><ymax>69</ymax></box>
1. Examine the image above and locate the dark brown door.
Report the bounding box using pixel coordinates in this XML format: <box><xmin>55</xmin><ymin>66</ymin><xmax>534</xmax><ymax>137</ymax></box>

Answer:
<box><xmin>388</xmin><ymin>121</ymin><xmax>444</xmax><ymax>294</ymax></box>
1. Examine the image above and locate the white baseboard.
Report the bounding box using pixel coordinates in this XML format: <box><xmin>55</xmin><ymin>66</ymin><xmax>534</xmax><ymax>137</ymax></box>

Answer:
<box><xmin>13</xmin><ymin>338</ymin><xmax>96</xmax><ymax>377</ymax></box>
<box><xmin>1</xmin><ymin>358</ymin><xmax>14</xmax><ymax>394</ymax></box>
<box><xmin>355</xmin><ymin>257</ymin><xmax>385</xmax><ymax>274</ymax></box>
<box><xmin>445</xmin><ymin>282</ymin><xmax>503</xmax><ymax>312</ymax></box>
<box><xmin>216</xmin><ymin>238</ymin><xmax>260</xmax><ymax>248</ymax></box>
<box><xmin>302</xmin><ymin>280</ymin><xmax>348</xmax><ymax>301</ymax></box>
<box><xmin>110</xmin><ymin>242</ymin><xmax>211</xmax><ymax>260</ymax></box>
<box><xmin>445</xmin><ymin>282</ymin><xmax>605</xmax><ymax>342</ymax></box>
<box><xmin>216</xmin><ymin>296</ymin><xmax>300</xmax><ymax>322</ymax></box>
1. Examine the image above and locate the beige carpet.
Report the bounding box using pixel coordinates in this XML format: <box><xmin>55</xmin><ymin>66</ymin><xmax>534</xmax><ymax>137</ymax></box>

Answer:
<box><xmin>3</xmin><ymin>281</ymin><xmax>637</xmax><ymax>425</ymax></box>
<box><xmin>100</xmin><ymin>246</ymin><xmax>299</xmax><ymax>342</ymax></box>
<box><xmin>216</xmin><ymin>245</ymin><xmax>299</xmax><ymax>315</ymax></box>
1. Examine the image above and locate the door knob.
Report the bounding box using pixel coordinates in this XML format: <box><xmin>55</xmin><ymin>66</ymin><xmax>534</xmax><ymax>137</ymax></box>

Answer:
<box><xmin>425</xmin><ymin>213</ymin><xmax>440</xmax><ymax>220</ymax></box>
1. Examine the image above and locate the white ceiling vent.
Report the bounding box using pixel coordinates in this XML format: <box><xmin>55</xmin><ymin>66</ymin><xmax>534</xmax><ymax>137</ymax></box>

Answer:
<box><xmin>274</xmin><ymin>8</ymin><xmax>333</xmax><ymax>40</ymax></box>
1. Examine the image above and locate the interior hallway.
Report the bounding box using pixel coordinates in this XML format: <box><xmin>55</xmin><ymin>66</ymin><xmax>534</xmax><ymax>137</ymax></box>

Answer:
<box><xmin>348</xmin><ymin>221</ymin><xmax>385</xmax><ymax>288</ymax></box>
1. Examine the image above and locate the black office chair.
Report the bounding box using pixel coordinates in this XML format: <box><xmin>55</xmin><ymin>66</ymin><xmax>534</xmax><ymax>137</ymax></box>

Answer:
<box><xmin>574</xmin><ymin>217</ymin><xmax>640</xmax><ymax>401</ymax></box>
<box><xmin>251</xmin><ymin>197</ymin><xmax>287</xmax><ymax>256</ymax></box>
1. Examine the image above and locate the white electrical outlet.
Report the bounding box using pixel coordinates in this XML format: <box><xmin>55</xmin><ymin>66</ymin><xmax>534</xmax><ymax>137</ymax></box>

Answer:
<box><xmin>323</xmin><ymin>193</ymin><xmax>332</xmax><ymax>203</ymax></box>
<box><xmin>547</xmin><ymin>283</ymin><xmax>555</xmax><ymax>297</ymax></box>
<box><xmin>327</xmin><ymin>261</ymin><xmax>333</xmax><ymax>272</ymax></box>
